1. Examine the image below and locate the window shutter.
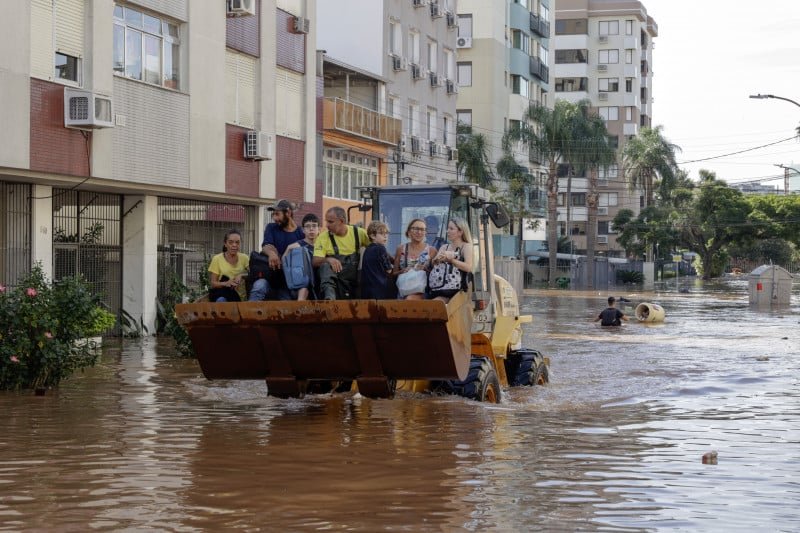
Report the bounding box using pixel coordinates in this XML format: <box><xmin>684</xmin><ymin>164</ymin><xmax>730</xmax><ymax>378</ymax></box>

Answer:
<box><xmin>55</xmin><ymin>0</ymin><xmax>84</xmax><ymax>59</ymax></box>
<box><xmin>225</xmin><ymin>51</ymin><xmax>256</xmax><ymax>128</ymax></box>
<box><xmin>30</xmin><ymin>0</ymin><xmax>53</xmax><ymax>79</ymax></box>
<box><xmin>275</xmin><ymin>68</ymin><xmax>304</xmax><ymax>139</ymax></box>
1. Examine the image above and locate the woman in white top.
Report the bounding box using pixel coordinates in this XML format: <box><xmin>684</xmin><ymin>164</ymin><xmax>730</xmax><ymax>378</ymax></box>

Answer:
<box><xmin>393</xmin><ymin>218</ymin><xmax>438</xmax><ymax>300</ymax></box>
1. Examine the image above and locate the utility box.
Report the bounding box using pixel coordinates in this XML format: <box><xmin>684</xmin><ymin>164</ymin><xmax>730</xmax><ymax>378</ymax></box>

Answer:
<box><xmin>748</xmin><ymin>265</ymin><xmax>794</xmax><ymax>307</ymax></box>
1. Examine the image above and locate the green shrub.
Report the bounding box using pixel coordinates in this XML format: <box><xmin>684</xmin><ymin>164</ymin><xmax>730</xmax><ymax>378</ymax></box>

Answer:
<box><xmin>616</xmin><ymin>269</ymin><xmax>644</xmax><ymax>284</ymax></box>
<box><xmin>0</xmin><ymin>264</ymin><xmax>105</xmax><ymax>390</ymax></box>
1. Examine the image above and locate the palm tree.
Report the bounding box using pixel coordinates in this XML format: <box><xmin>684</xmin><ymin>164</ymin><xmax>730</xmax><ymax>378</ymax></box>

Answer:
<box><xmin>456</xmin><ymin>122</ymin><xmax>494</xmax><ymax>188</ymax></box>
<box><xmin>571</xmin><ymin>112</ymin><xmax>615</xmax><ymax>289</ymax></box>
<box><xmin>622</xmin><ymin>126</ymin><xmax>680</xmax><ymax>207</ymax></box>
<box><xmin>505</xmin><ymin>100</ymin><xmax>599</xmax><ymax>287</ymax></box>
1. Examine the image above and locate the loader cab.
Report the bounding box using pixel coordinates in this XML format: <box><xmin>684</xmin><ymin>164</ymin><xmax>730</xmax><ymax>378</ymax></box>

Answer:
<box><xmin>363</xmin><ymin>184</ymin><xmax>509</xmax><ymax>329</ymax></box>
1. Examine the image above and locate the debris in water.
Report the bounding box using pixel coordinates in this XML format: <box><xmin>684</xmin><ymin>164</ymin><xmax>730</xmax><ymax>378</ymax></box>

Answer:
<box><xmin>756</xmin><ymin>356</ymin><xmax>769</xmax><ymax>361</ymax></box>
<box><xmin>702</xmin><ymin>451</ymin><xmax>718</xmax><ymax>464</ymax></box>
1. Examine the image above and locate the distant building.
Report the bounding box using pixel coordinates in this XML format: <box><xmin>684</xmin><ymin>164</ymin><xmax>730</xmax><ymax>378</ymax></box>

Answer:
<box><xmin>730</xmin><ymin>182</ymin><xmax>781</xmax><ymax>195</ymax></box>
<box><xmin>553</xmin><ymin>0</ymin><xmax>657</xmax><ymax>257</ymax></box>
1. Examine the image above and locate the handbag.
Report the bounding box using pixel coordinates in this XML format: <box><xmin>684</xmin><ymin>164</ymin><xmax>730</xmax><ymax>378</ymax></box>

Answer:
<box><xmin>428</xmin><ymin>246</ymin><xmax>466</xmax><ymax>292</ymax></box>
<box><xmin>397</xmin><ymin>269</ymin><xmax>427</xmax><ymax>297</ymax></box>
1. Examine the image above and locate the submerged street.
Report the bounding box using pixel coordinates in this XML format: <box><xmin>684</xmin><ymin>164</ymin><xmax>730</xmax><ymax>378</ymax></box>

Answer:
<box><xmin>1</xmin><ymin>277</ymin><xmax>798</xmax><ymax>531</ymax></box>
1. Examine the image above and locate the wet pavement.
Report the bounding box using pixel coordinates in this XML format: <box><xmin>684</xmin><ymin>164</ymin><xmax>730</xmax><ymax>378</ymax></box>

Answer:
<box><xmin>1</xmin><ymin>276</ymin><xmax>798</xmax><ymax>531</ymax></box>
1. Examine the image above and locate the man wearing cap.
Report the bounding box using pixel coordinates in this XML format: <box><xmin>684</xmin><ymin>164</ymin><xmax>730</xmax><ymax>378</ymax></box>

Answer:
<box><xmin>248</xmin><ymin>199</ymin><xmax>305</xmax><ymax>301</ymax></box>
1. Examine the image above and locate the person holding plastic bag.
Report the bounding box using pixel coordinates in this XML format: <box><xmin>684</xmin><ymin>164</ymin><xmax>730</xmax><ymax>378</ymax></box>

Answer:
<box><xmin>427</xmin><ymin>217</ymin><xmax>473</xmax><ymax>302</ymax></box>
<box><xmin>393</xmin><ymin>218</ymin><xmax>437</xmax><ymax>300</ymax></box>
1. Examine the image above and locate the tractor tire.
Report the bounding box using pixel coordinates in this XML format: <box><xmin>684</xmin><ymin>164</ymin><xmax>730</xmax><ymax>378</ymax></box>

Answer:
<box><xmin>505</xmin><ymin>348</ymin><xmax>550</xmax><ymax>386</ymax></box>
<box><xmin>437</xmin><ymin>357</ymin><xmax>502</xmax><ymax>403</ymax></box>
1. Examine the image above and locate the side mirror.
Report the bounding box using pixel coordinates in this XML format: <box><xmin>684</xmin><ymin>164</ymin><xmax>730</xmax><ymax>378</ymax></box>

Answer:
<box><xmin>486</xmin><ymin>203</ymin><xmax>510</xmax><ymax>228</ymax></box>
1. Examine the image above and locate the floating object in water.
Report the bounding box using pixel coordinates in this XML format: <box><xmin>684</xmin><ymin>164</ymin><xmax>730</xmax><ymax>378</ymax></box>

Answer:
<box><xmin>756</xmin><ymin>356</ymin><xmax>769</xmax><ymax>362</ymax></box>
<box><xmin>635</xmin><ymin>302</ymin><xmax>665</xmax><ymax>322</ymax></box>
<box><xmin>702</xmin><ymin>451</ymin><xmax>718</xmax><ymax>464</ymax></box>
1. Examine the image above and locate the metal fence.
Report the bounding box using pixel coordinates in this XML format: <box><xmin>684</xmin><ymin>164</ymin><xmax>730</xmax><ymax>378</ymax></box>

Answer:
<box><xmin>0</xmin><ymin>181</ymin><xmax>32</xmax><ymax>287</ymax></box>
<box><xmin>52</xmin><ymin>189</ymin><xmax>123</xmax><ymax>323</ymax></box>
<box><xmin>157</xmin><ymin>197</ymin><xmax>259</xmax><ymax>295</ymax></box>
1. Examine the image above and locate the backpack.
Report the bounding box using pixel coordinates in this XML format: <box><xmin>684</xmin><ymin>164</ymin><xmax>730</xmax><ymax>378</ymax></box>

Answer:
<box><xmin>282</xmin><ymin>245</ymin><xmax>313</xmax><ymax>290</ymax></box>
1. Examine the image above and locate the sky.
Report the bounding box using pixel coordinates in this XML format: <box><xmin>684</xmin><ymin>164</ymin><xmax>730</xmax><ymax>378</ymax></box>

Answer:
<box><xmin>645</xmin><ymin>1</ymin><xmax>800</xmax><ymax>188</ymax></box>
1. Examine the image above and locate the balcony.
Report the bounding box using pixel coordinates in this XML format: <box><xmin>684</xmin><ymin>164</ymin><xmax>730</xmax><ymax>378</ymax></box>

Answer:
<box><xmin>530</xmin><ymin>13</ymin><xmax>551</xmax><ymax>38</ymax></box>
<box><xmin>529</xmin><ymin>56</ymin><xmax>549</xmax><ymax>83</ymax></box>
<box><xmin>323</xmin><ymin>97</ymin><xmax>402</xmax><ymax>146</ymax></box>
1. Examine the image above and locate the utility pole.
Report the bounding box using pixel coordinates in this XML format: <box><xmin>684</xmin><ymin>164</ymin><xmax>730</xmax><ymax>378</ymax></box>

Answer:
<box><xmin>393</xmin><ymin>140</ymin><xmax>405</xmax><ymax>185</ymax></box>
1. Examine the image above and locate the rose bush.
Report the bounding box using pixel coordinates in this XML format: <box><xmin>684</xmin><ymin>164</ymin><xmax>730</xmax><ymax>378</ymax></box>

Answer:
<box><xmin>0</xmin><ymin>264</ymin><xmax>113</xmax><ymax>390</ymax></box>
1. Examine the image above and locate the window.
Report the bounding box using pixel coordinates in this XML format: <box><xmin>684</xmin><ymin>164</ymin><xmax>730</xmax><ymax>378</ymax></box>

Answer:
<box><xmin>598</xmin><ymin>49</ymin><xmax>619</xmax><ymax>64</ymax></box>
<box><xmin>457</xmin><ymin>62</ymin><xmax>472</xmax><ymax>86</ymax></box>
<box><xmin>625</xmin><ymin>78</ymin><xmax>633</xmax><ymax>92</ymax></box>
<box><xmin>457</xmin><ymin>14</ymin><xmax>473</xmax><ymax>38</ymax></box>
<box><xmin>598</xmin><ymin>78</ymin><xmax>619</xmax><ymax>92</ymax></box>
<box><xmin>511</xmin><ymin>30</ymin><xmax>530</xmax><ymax>54</ymax></box>
<box><xmin>388</xmin><ymin>95</ymin><xmax>399</xmax><ymax>119</ymax></box>
<box><xmin>442</xmin><ymin>115</ymin><xmax>450</xmax><ymax>145</ymax></box>
<box><xmin>555</xmin><ymin>77</ymin><xmax>588</xmax><ymax>92</ymax></box>
<box><xmin>625</xmin><ymin>49</ymin><xmax>634</xmax><ymax>64</ymax></box>
<box><xmin>409</xmin><ymin>31</ymin><xmax>420</xmax><ymax>63</ymax></box>
<box><xmin>598</xmin><ymin>107</ymin><xmax>619</xmax><ymax>121</ymax></box>
<box><xmin>428</xmin><ymin>40</ymin><xmax>438</xmax><ymax>72</ymax></box>
<box><xmin>511</xmin><ymin>75</ymin><xmax>530</xmax><ymax>98</ymax></box>
<box><xmin>457</xmin><ymin>109</ymin><xmax>472</xmax><ymax>127</ymax></box>
<box><xmin>324</xmin><ymin>155</ymin><xmax>379</xmax><ymax>201</ymax></box>
<box><xmin>390</xmin><ymin>21</ymin><xmax>402</xmax><ymax>55</ymax></box>
<box><xmin>598</xmin><ymin>20</ymin><xmax>619</xmax><ymax>35</ymax></box>
<box><xmin>554</xmin><ymin>19</ymin><xmax>587</xmax><ymax>35</ymax></box>
<box><xmin>113</xmin><ymin>5</ymin><xmax>179</xmax><ymax>89</ymax></box>
<box><xmin>444</xmin><ymin>49</ymin><xmax>455</xmax><ymax>80</ymax></box>
<box><xmin>513</xmin><ymin>0</ymin><xmax>529</xmax><ymax>8</ymax></box>
<box><xmin>625</xmin><ymin>20</ymin><xmax>634</xmax><ymax>35</ymax></box>
<box><xmin>55</xmin><ymin>52</ymin><xmax>80</xmax><ymax>83</ymax></box>
<box><xmin>555</xmin><ymin>49</ymin><xmax>588</xmax><ymax>63</ymax></box>
<box><xmin>599</xmin><ymin>166</ymin><xmax>618</xmax><ymax>180</ymax></box>
<box><xmin>608</xmin><ymin>135</ymin><xmax>619</xmax><ymax>150</ymax></box>
<box><xmin>625</xmin><ymin>106</ymin><xmax>633</xmax><ymax>121</ymax></box>
<box><xmin>597</xmin><ymin>221</ymin><xmax>609</xmax><ymax>235</ymax></box>
<box><xmin>408</xmin><ymin>103</ymin><xmax>418</xmax><ymax>135</ymax></box>
<box><xmin>427</xmin><ymin>107</ymin><xmax>437</xmax><ymax>141</ymax></box>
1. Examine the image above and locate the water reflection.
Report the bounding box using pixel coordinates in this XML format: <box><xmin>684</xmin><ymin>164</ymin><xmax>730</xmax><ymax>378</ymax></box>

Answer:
<box><xmin>0</xmin><ymin>278</ymin><xmax>798</xmax><ymax>530</ymax></box>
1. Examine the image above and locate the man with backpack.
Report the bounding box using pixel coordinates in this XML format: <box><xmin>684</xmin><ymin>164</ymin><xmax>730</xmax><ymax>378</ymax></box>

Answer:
<box><xmin>313</xmin><ymin>206</ymin><xmax>369</xmax><ymax>300</ymax></box>
<box><xmin>248</xmin><ymin>199</ymin><xmax>304</xmax><ymax>301</ymax></box>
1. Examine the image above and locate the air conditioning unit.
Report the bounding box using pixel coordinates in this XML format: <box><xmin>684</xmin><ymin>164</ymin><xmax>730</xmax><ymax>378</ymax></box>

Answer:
<box><xmin>446</xmin><ymin>11</ymin><xmax>456</xmax><ymax>28</ymax></box>
<box><xmin>446</xmin><ymin>79</ymin><xmax>457</xmax><ymax>94</ymax></box>
<box><xmin>598</xmin><ymin>92</ymin><xmax>609</xmax><ymax>101</ymax></box>
<box><xmin>226</xmin><ymin>0</ymin><xmax>255</xmax><ymax>17</ymax></box>
<box><xmin>292</xmin><ymin>16</ymin><xmax>310</xmax><ymax>34</ymax></box>
<box><xmin>448</xmin><ymin>147</ymin><xmax>458</xmax><ymax>161</ymax></box>
<box><xmin>411</xmin><ymin>64</ymin><xmax>425</xmax><ymax>80</ymax></box>
<box><xmin>598</xmin><ymin>35</ymin><xmax>608</xmax><ymax>43</ymax></box>
<box><xmin>430</xmin><ymin>2</ymin><xmax>442</xmax><ymax>18</ymax></box>
<box><xmin>597</xmin><ymin>235</ymin><xmax>609</xmax><ymax>244</ymax></box>
<box><xmin>597</xmin><ymin>64</ymin><xmax>608</xmax><ymax>71</ymax></box>
<box><xmin>392</xmin><ymin>55</ymin><xmax>408</xmax><ymax>71</ymax></box>
<box><xmin>598</xmin><ymin>206</ymin><xmax>609</xmax><ymax>216</ymax></box>
<box><xmin>456</xmin><ymin>36</ymin><xmax>472</xmax><ymax>49</ymax></box>
<box><xmin>412</xmin><ymin>0</ymin><xmax>426</xmax><ymax>7</ymax></box>
<box><xmin>429</xmin><ymin>71</ymin><xmax>442</xmax><ymax>87</ymax></box>
<box><xmin>64</xmin><ymin>88</ymin><xmax>114</xmax><ymax>129</ymax></box>
<box><xmin>410</xmin><ymin>136</ymin><xmax>422</xmax><ymax>154</ymax></box>
<box><xmin>244</xmin><ymin>130</ymin><xmax>273</xmax><ymax>160</ymax></box>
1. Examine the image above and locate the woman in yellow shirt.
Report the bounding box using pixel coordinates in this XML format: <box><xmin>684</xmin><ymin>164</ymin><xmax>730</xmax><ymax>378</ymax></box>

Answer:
<box><xmin>208</xmin><ymin>229</ymin><xmax>249</xmax><ymax>302</ymax></box>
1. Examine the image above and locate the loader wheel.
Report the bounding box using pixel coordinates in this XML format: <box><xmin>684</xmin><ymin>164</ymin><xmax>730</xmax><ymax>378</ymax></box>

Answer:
<box><xmin>436</xmin><ymin>357</ymin><xmax>502</xmax><ymax>403</ymax></box>
<box><xmin>505</xmin><ymin>349</ymin><xmax>549</xmax><ymax>387</ymax></box>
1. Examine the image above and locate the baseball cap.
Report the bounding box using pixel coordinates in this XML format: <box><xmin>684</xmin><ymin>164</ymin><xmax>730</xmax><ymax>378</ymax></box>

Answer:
<box><xmin>267</xmin><ymin>199</ymin><xmax>294</xmax><ymax>212</ymax></box>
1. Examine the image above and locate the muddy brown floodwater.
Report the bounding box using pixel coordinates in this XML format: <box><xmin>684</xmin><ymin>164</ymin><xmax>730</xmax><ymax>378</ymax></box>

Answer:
<box><xmin>1</xmin><ymin>277</ymin><xmax>798</xmax><ymax>531</ymax></box>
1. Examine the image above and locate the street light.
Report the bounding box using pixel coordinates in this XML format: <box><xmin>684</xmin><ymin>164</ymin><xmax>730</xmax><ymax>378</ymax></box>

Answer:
<box><xmin>749</xmin><ymin>93</ymin><xmax>800</xmax><ymax>108</ymax></box>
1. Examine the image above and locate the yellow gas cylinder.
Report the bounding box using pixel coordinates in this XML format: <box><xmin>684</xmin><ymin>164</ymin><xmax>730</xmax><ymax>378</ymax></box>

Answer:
<box><xmin>635</xmin><ymin>302</ymin><xmax>665</xmax><ymax>322</ymax></box>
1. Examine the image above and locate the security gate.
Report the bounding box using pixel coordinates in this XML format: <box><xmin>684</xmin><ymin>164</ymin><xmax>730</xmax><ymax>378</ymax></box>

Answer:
<box><xmin>0</xmin><ymin>181</ymin><xmax>32</xmax><ymax>287</ymax></box>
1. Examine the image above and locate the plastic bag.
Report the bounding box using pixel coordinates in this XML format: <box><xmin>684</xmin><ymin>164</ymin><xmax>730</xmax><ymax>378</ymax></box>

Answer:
<box><xmin>396</xmin><ymin>269</ymin><xmax>427</xmax><ymax>297</ymax></box>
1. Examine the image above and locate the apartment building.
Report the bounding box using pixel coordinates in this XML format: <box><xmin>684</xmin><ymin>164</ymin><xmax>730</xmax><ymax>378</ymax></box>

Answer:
<box><xmin>455</xmin><ymin>0</ymin><xmax>553</xmax><ymax>225</ymax></box>
<box><xmin>0</xmin><ymin>0</ymin><xmax>318</xmax><ymax>331</ymax></box>
<box><xmin>317</xmin><ymin>0</ymin><xmax>459</xmax><ymax>187</ymax></box>
<box><xmin>553</xmin><ymin>0</ymin><xmax>657</xmax><ymax>257</ymax></box>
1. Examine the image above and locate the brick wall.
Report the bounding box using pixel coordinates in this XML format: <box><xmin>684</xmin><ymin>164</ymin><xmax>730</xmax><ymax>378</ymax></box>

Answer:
<box><xmin>225</xmin><ymin>125</ymin><xmax>259</xmax><ymax>197</ymax></box>
<box><xmin>29</xmin><ymin>79</ymin><xmax>90</xmax><ymax>177</ymax></box>
<box><xmin>226</xmin><ymin>0</ymin><xmax>260</xmax><ymax>57</ymax></box>
<box><xmin>276</xmin><ymin>9</ymin><xmax>305</xmax><ymax>74</ymax></box>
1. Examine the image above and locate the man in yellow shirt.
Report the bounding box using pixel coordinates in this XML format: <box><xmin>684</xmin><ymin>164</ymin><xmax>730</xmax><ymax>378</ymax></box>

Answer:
<box><xmin>313</xmin><ymin>206</ymin><xmax>369</xmax><ymax>300</ymax></box>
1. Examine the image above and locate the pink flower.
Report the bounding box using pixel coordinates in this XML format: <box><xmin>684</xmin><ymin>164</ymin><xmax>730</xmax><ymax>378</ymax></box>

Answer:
<box><xmin>10</xmin><ymin>356</ymin><xmax>19</xmax><ymax>363</ymax></box>
<box><xmin>26</xmin><ymin>288</ymin><xmax>37</xmax><ymax>297</ymax></box>
<box><xmin>44</xmin><ymin>332</ymin><xmax>53</xmax><ymax>339</ymax></box>
<box><xmin>0</xmin><ymin>284</ymin><xmax>6</xmax><ymax>293</ymax></box>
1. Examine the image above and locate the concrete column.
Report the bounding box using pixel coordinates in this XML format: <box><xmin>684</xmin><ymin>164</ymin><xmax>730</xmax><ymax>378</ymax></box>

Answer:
<box><xmin>30</xmin><ymin>185</ymin><xmax>53</xmax><ymax>279</ymax></box>
<box><xmin>122</xmin><ymin>195</ymin><xmax>158</xmax><ymax>334</ymax></box>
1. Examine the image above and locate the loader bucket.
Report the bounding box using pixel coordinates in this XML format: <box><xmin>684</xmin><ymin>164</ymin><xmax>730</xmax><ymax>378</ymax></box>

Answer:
<box><xmin>175</xmin><ymin>291</ymin><xmax>473</xmax><ymax>398</ymax></box>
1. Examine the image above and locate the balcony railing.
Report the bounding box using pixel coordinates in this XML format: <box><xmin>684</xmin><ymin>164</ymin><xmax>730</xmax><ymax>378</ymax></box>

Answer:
<box><xmin>530</xmin><ymin>13</ymin><xmax>551</xmax><ymax>38</ymax></box>
<box><xmin>323</xmin><ymin>97</ymin><xmax>402</xmax><ymax>146</ymax></box>
<box><xmin>529</xmin><ymin>56</ymin><xmax>550</xmax><ymax>83</ymax></box>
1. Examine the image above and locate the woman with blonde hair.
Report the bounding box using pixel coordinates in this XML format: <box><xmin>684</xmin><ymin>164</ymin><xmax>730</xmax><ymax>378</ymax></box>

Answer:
<box><xmin>427</xmin><ymin>217</ymin><xmax>473</xmax><ymax>302</ymax></box>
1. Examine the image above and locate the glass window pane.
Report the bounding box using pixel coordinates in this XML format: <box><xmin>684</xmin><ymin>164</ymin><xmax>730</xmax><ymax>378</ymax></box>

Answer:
<box><xmin>55</xmin><ymin>53</ymin><xmax>79</xmax><ymax>82</ymax></box>
<box><xmin>144</xmin><ymin>34</ymin><xmax>161</xmax><ymax>85</ymax></box>
<box><xmin>164</xmin><ymin>22</ymin><xmax>179</xmax><ymax>39</ymax></box>
<box><xmin>125</xmin><ymin>8</ymin><xmax>142</xmax><ymax>28</ymax></box>
<box><xmin>113</xmin><ymin>24</ymin><xmax>125</xmax><ymax>73</ymax></box>
<box><xmin>125</xmin><ymin>30</ymin><xmax>142</xmax><ymax>80</ymax></box>
<box><xmin>114</xmin><ymin>6</ymin><xmax>124</xmax><ymax>19</ymax></box>
<box><xmin>163</xmin><ymin>42</ymin><xmax>179</xmax><ymax>89</ymax></box>
<box><xmin>143</xmin><ymin>14</ymin><xmax>161</xmax><ymax>35</ymax></box>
